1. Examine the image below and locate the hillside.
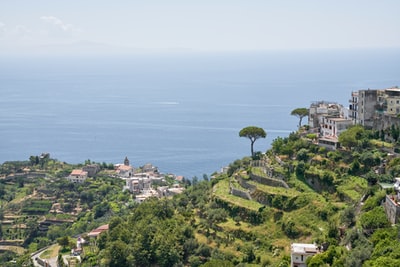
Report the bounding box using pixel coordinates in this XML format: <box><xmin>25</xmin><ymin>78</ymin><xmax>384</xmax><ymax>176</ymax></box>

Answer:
<box><xmin>1</xmin><ymin>127</ymin><xmax>400</xmax><ymax>266</ymax></box>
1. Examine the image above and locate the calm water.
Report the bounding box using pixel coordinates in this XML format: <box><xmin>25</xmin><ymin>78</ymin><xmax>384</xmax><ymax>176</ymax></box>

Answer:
<box><xmin>1</xmin><ymin>49</ymin><xmax>399</xmax><ymax>178</ymax></box>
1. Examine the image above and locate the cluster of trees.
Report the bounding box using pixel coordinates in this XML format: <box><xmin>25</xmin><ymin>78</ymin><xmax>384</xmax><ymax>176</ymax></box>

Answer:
<box><xmin>85</xmin><ymin>181</ymin><xmax>245</xmax><ymax>267</ymax></box>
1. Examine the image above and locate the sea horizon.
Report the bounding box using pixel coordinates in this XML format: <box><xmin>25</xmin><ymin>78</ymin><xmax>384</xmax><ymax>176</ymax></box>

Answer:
<box><xmin>1</xmin><ymin>49</ymin><xmax>399</xmax><ymax>178</ymax></box>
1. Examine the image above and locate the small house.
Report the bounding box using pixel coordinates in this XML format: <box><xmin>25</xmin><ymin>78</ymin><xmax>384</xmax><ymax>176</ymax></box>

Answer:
<box><xmin>67</xmin><ymin>170</ymin><xmax>88</xmax><ymax>183</ymax></box>
<box><xmin>291</xmin><ymin>243</ymin><xmax>319</xmax><ymax>267</ymax></box>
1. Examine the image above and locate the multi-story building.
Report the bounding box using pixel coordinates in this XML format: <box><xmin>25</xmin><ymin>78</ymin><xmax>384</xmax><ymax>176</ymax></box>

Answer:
<box><xmin>349</xmin><ymin>89</ymin><xmax>381</xmax><ymax>128</ymax></box>
<box><xmin>349</xmin><ymin>91</ymin><xmax>359</xmax><ymax>123</ymax></box>
<box><xmin>385</xmin><ymin>88</ymin><xmax>400</xmax><ymax>116</ymax></box>
<box><xmin>349</xmin><ymin>88</ymin><xmax>400</xmax><ymax>130</ymax></box>
<box><xmin>320</xmin><ymin>117</ymin><xmax>353</xmax><ymax>138</ymax></box>
<box><xmin>308</xmin><ymin>101</ymin><xmax>350</xmax><ymax>150</ymax></box>
<box><xmin>308</xmin><ymin>101</ymin><xmax>344</xmax><ymax>130</ymax></box>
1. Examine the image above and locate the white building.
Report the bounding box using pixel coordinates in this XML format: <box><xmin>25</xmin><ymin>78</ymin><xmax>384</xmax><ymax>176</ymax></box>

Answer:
<box><xmin>308</xmin><ymin>102</ymin><xmax>344</xmax><ymax>130</ymax></box>
<box><xmin>320</xmin><ymin>117</ymin><xmax>353</xmax><ymax>138</ymax></box>
<box><xmin>291</xmin><ymin>243</ymin><xmax>319</xmax><ymax>267</ymax></box>
<box><xmin>67</xmin><ymin>169</ymin><xmax>88</xmax><ymax>183</ymax></box>
<box><xmin>116</xmin><ymin>164</ymin><xmax>134</xmax><ymax>178</ymax></box>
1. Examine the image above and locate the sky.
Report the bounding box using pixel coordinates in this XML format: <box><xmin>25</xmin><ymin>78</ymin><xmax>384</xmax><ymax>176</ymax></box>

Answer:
<box><xmin>0</xmin><ymin>0</ymin><xmax>399</xmax><ymax>55</ymax></box>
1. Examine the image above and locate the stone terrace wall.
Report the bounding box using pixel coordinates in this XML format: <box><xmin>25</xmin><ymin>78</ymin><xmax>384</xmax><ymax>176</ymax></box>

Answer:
<box><xmin>250</xmin><ymin>173</ymin><xmax>289</xmax><ymax>189</ymax></box>
<box><xmin>230</xmin><ymin>187</ymin><xmax>252</xmax><ymax>200</ymax></box>
<box><xmin>237</xmin><ymin>177</ymin><xmax>257</xmax><ymax>193</ymax></box>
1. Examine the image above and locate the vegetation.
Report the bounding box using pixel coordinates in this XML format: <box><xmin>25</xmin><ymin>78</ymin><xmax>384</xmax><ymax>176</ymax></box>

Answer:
<box><xmin>239</xmin><ymin>126</ymin><xmax>267</xmax><ymax>158</ymax></box>
<box><xmin>290</xmin><ymin>107</ymin><xmax>309</xmax><ymax>128</ymax></box>
<box><xmin>1</xmin><ymin>123</ymin><xmax>400</xmax><ymax>266</ymax></box>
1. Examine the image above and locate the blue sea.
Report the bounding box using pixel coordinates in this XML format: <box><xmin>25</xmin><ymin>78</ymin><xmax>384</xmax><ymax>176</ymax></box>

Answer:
<box><xmin>1</xmin><ymin>49</ymin><xmax>399</xmax><ymax>178</ymax></box>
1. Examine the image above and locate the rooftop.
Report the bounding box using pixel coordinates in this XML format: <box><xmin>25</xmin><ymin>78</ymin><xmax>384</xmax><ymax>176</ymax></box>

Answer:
<box><xmin>88</xmin><ymin>224</ymin><xmax>109</xmax><ymax>237</ymax></box>
<box><xmin>385</xmin><ymin>88</ymin><xmax>400</xmax><ymax>93</ymax></box>
<box><xmin>291</xmin><ymin>243</ymin><xmax>319</xmax><ymax>254</ymax></box>
<box><xmin>70</xmin><ymin>169</ymin><xmax>87</xmax><ymax>176</ymax></box>
<box><xmin>118</xmin><ymin>165</ymin><xmax>133</xmax><ymax>171</ymax></box>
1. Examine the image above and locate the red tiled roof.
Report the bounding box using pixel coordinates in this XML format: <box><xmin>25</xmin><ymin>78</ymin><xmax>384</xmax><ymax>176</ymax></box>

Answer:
<box><xmin>88</xmin><ymin>224</ymin><xmax>109</xmax><ymax>237</ymax></box>
<box><xmin>71</xmin><ymin>169</ymin><xmax>87</xmax><ymax>176</ymax></box>
<box><xmin>118</xmin><ymin>165</ymin><xmax>133</xmax><ymax>171</ymax></box>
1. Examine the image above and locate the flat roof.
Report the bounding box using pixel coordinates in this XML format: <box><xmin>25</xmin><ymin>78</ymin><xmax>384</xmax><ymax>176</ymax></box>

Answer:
<box><xmin>325</xmin><ymin>117</ymin><xmax>352</xmax><ymax>122</ymax></box>
<box><xmin>291</xmin><ymin>243</ymin><xmax>318</xmax><ymax>254</ymax></box>
<box><xmin>386</xmin><ymin>88</ymin><xmax>400</xmax><ymax>92</ymax></box>
<box><xmin>319</xmin><ymin>136</ymin><xmax>339</xmax><ymax>142</ymax></box>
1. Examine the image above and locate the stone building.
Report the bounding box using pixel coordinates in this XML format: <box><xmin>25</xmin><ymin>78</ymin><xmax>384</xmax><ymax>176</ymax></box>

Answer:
<box><xmin>384</xmin><ymin>178</ymin><xmax>400</xmax><ymax>224</ymax></box>
<box><xmin>308</xmin><ymin>101</ymin><xmax>343</xmax><ymax>130</ymax></box>
<box><xmin>349</xmin><ymin>89</ymin><xmax>381</xmax><ymax>128</ymax></box>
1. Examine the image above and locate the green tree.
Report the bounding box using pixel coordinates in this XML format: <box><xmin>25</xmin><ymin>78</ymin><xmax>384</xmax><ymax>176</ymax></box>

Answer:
<box><xmin>360</xmin><ymin>206</ymin><xmax>389</xmax><ymax>230</ymax></box>
<box><xmin>290</xmin><ymin>108</ymin><xmax>309</xmax><ymax>127</ymax></box>
<box><xmin>108</xmin><ymin>240</ymin><xmax>130</xmax><ymax>267</ymax></box>
<box><xmin>239</xmin><ymin>126</ymin><xmax>267</xmax><ymax>157</ymax></box>
<box><xmin>57</xmin><ymin>236</ymin><xmax>69</xmax><ymax>249</ymax></box>
<box><xmin>296</xmin><ymin>148</ymin><xmax>309</xmax><ymax>161</ymax></box>
<box><xmin>202</xmin><ymin>259</ymin><xmax>234</xmax><ymax>267</ymax></box>
<box><xmin>29</xmin><ymin>155</ymin><xmax>37</xmax><ymax>166</ymax></box>
<box><xmin>390</xmin><ymin>124</ymin><xmax>400</xmax><ymax>142</ymax></box>
<box><xmin>338</xmin><ymin>125</ymin><xmax>365</xmax><ymax>149</ymax></box>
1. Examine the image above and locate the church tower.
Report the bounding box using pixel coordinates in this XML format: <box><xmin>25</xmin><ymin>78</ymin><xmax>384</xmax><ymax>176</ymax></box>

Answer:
<box><xmin>124</xmin><ymin>156</ymin><xmax>130</xmax><ymax>166</ymax></box>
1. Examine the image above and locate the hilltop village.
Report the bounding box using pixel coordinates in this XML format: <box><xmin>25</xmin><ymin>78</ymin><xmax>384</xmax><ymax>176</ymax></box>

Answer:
<box><xmin>1</xmin><ymin>87</ymin><xmax>400</xmax><ymax>266</ymax></box>
<box><xmin>66</xmin><ymin>156</ymin><xmax>185</xmax><ymax>203</ymax></box>
<box><xmin>308</xmin><ymin>87</ymin><xmax>400</xmax><ymax>150</ymax></box>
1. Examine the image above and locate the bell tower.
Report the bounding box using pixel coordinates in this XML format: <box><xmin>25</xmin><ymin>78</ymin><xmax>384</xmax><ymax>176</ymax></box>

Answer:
<box><xmin>124</xmin><ymin>156</ymin><xmax>130</xmax><ymax>166</ymax></box>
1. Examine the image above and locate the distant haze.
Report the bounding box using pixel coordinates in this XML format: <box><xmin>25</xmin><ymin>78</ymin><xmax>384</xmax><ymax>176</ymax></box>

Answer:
<box><xmin>0</xmin><ymin>1</ymin><xmax>399</xmax><ymax>56</ymax></box>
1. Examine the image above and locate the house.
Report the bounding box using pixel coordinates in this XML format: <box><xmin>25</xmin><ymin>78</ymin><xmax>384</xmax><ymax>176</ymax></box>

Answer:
<box><xmin>134</xmin><ymin>189</ymin><xmax>158</xmax><ymax>203</ymax></box>
<box><xmin>67</xmin><ymin>170</ymin><xmax>88</xmax><ymax>183</ymax></box>
<box><xmin>157</xmin><ymin>184</ymin><xmax>185</xmax><ymax>197</ymax></box>
<box><xmin>88</xmin><ymin>224</ymin><xmax>109</xmax><ymax>239</ymax></box>
<box><xmin>82</xmin><ymin>164</ymin><xmax>100</xmax><ymax>177</ymax></box>
<box><xmin>125</xmin><ymin>176</ymin><xmax>152</xmax><ymax>193</ymax></box>
<box><xmin>71</xmin><ymin>236</ymin><xmax>86</xmax><ymax>256</ymax></box>
<box><xmin>117</xmin><ymin>164</ymin><xmax>134</xmax><ymax>178</ymax></box>
<box><xmin>384</xmin><ymin>178</ymin><xmax>400</xmax><ymax>224</ymax></box>
<box><xmin>290</xmin><ymin>243</ymin><xmax>319</xmax><ymax>267</ymax></box>
<box><xmin>308</xmin><ymin>101</ymin><xmax>344</xmax><ymax>130</ymax></box>
<box><xmin>320</xmin><ymin>117</ymin><xmax>352</xmax><ymax>138</ymax></box>
<box><xmin>142</xmin><ymin>163</ymin><xmax>159</xmax><ymax>174</ymax></box>
<box><xmin>318</xmin><ymin>136</ymin><xmax>341</xmax><ymax>150</ymax></box>
<box><xmin>115</xmin><ymin>156</ymin><xmax>135</xmax><ymax>178</ymax></box>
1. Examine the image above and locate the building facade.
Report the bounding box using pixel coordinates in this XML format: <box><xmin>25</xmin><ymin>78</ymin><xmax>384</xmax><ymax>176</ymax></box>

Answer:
<box><xmin>349</xmin><ymin>88</ymin><xmax>400</xmax><ymax>130</ymax></box>
<box><xmin>385</xmin><ymin>88</ymin><xmax>400</xmax><ymax>116</ymax></box>
<box><xmin>67</xmin><ymin>169</ymin><xmax>88</xmax><ymax>183</ymax></box>
<box><xmin>320</xmin><ymin>117</ymin><xmax>353</xmax><ymax>138</ymax></box>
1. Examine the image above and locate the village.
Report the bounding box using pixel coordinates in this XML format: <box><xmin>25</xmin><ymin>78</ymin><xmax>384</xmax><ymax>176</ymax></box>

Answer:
<box><xmin>306</xmin><ymin>87</ymin><xmax>400</xmax><ymax>149</ymax></box>
<box><xmin>65</xmin><ymin>156</ymin><xmax>186</xmax><ymax>203</ymax></box>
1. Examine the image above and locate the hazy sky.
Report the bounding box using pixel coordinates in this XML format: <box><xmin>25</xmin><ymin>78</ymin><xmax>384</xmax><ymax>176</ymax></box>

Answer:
<box><xmin>1</xmin><ymin>0</ymin><xmax>399</xmax><ymax>54</ymax></box>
